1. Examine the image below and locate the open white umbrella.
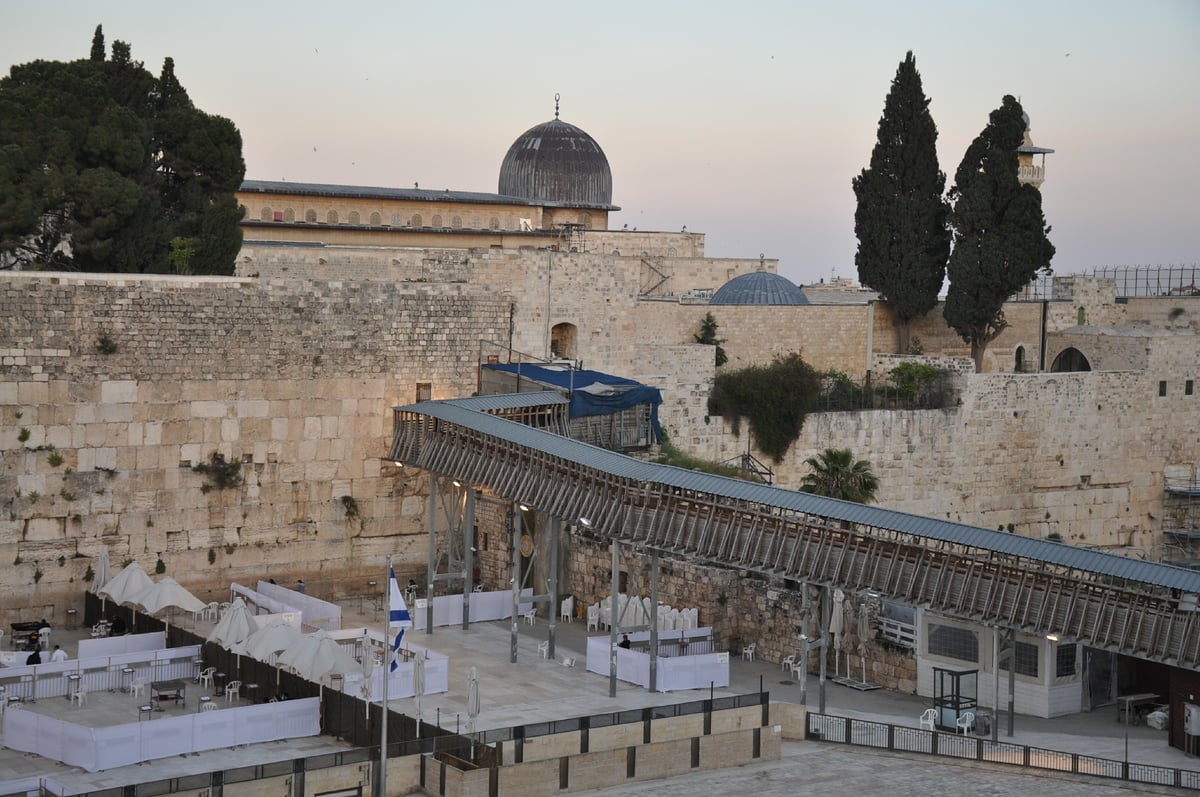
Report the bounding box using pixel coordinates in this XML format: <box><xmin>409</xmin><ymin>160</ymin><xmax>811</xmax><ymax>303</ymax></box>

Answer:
<box><xmin>278</xmin><ymin>630</ymin><xmax>360</xmax><ymax>682</ymax></box>
<box><xmin>465</xmin><ymin>666</ymin><xmax>480</xmax><ymax>737</ymax></box>
<box><xmin>207</xmin><ymin>597</ymin><xmax>256</xmax><ymax>648</ymax></box>
<box><xmin>97</xmin><ymin>560</ymin><xmax>153</xmax><ymax>606</ymax></box>
<box><xmin>131</xmin><ymin>576</ymin><xmax>208</xmax><ymax>637</ymax></box>
<box><xmin>234</xmin><ymin>618</ymin><xmax>301</xmax><ymax>662</ymax></box>
<box><xmin>413</xmin><ymin>649</ymin><xmax>426</xmax><ymax>737</ymax></box>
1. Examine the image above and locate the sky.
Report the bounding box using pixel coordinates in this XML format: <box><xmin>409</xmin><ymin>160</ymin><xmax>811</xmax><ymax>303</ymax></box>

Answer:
<box><xmin>2</xmin><ymin>1</ymin><xmax>1198</xmax><ymax>287</ymax></box>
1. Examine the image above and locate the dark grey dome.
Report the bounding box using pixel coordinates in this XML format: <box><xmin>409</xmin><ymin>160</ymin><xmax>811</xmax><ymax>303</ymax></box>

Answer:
<box><xmin>499</xmin><ymin>118</ymin><xmax>614</xmax><ymax>209</ymax></box>
<box><xmin>710</xmin><ymin>271</ymin><xmax>809</xmax><ymax>306</ymax></box>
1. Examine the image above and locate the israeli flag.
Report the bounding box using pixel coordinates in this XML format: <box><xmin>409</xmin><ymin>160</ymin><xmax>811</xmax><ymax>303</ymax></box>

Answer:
<box><xmin>388</xmin><ymin>567</ymin><xmax>413</xmax><ymax>672</ymax></box>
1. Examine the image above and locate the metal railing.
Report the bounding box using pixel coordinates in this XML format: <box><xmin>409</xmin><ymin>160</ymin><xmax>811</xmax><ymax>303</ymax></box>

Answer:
<box><xmin>807</xmin><ymin>712</ymin><xmax>1200</xmax><ymax>791</ymax></box>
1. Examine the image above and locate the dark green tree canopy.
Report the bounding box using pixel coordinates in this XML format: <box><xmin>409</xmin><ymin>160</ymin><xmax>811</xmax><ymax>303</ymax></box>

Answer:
<box><xmin>694</xmin><ymin>311</ymin><xmax>728</xmax><ymax>367</ymax></box>
<box><xmin>852</xmin><ymin>51</ymin><xmax>949</xmax><ymax>352</ymax></box>
<box><xmin>707</xmin><ymin>353</ymin><xmax>822</xmax><ymax>463</ymax></box>
<box><xmin>800</xmin><ymin>448</ymin><xmax>880</xmax><ymax>504</ymax></box>
<box><xmin>945</xmin><ymin>95</ymin><xmax>1054</xmax><ymax>369</ymax></box>
<box><xmin>0</xmin><ymin>27</ymin><xmax>245</xmax><ymax>273</ymax></box>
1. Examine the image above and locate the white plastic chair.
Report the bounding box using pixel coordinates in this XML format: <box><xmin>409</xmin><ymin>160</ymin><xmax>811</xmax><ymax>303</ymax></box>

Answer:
<box><xmin>198</xmin><ymin>667</ymin><xmax>215</xmax><ymax>690</ymax></box>
<box><xmin>956</xmin><ymin>711</ymin><xmax>975</xmax><ymax>735</ymax></box>
<box><xmin>71</xmin><ymin>684</ymin><xmax>87</xmax><ymax>707</ymax></box>
<box><xmin>560</xmin><ymin>596</ymin><xmax>574</xmax><ymax>622</ymax></box>
<box><xmin>741</xmin><ymin>642</ymin><xmax>756</xmax><ymax>662</ymax></box>
<box><xmin>131</xmin><ymin>677</ymin><xmax>146</xmax><ymax>699</ymax></box>
<box><xmin>202</xmin><ymin>701</ymin><xmax>218</xmax><ymax>712</ymax></box>
<box><xmin>919</xmin><ymin>708</ymin><xmax>937</xmax><ymax>731</ymax></box>
<box><xmin>586</xmin><ymin>604</ymin><xmax>600</xmax><ymax>632</ymax></box>
<box><xmin>523</xmin><ymin>608</ymin><xmax>537</xmax><ymax>626</ymax></box>
<box><xmin>781</xmin><ymin>653</ymin><xmax>796</xmax><ymax>672</ymax></box>
<box><xmin>537</xmin><ymin>641</ymin><xmax>550</xmax><ymax>659</ymax></box>
<box><xmin>225</xmin><ymin>679</ymin><xmax>242</xmax><ymax>703</ymax></box>
<box><xmin>561</xmin><ymin>656</ymin><xmax>577</xmax><ymax>668</ymax></box>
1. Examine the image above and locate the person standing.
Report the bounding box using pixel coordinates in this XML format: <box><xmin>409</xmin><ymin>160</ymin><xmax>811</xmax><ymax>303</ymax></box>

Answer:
<box><xmin>50</xmin><ymin>645</ymin><xmax>68</xmax><ymax>663</ymax></box>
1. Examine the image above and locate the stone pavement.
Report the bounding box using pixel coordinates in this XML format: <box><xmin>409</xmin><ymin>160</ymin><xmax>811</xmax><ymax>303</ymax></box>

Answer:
<box><xmin>2</xmin><ymin>599</ymin><xmax>1197</xmax><ymax>794</ymax></box>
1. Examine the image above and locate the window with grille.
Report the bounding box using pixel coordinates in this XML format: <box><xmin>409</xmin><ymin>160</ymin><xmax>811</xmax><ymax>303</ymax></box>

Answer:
<box><xmin>1055</xmin><ymin>644</ymin><xmax>1076</xmax><ymax>678</ymax></box>
<box><xmin>1001</xmin><ymin>640</ymin><xmax>1039</xmax><ymax>677</ymax></box>
<box><xmin>927</xmin><ymin>624</ymin><xmax>978</xmax><ymax>663</ymax></box>
<box><xmin>416</xmin><ymin>382</ymin><xmax>432</xmax><ymax>403</ymax></box>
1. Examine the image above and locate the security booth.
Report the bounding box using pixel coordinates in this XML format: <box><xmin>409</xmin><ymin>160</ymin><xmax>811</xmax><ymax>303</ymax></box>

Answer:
<box><xmin>933</xmin><ymin>666</ymin><xmax>978</xmax><ymax>731</ymax></box>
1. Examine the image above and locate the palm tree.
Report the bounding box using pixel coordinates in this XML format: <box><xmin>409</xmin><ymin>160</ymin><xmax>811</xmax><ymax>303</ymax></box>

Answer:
<box><xmin>800</xmin><ymin>448</ymin><xmax>880</xmax><ymax>504</ymax></box>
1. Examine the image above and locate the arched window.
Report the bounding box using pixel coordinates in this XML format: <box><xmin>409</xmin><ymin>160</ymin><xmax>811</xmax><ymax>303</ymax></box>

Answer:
<box><xmin>1050</xmin><ymin>347</ymin><xmax>1091</xmax><ymax>372</ymax></box>
<box><xmin>348</xmin><ymin>211</ymin><xmax>360</xmax><ymax>225</ymax></box>
<box><xmin>260</xmin><ymin>207</ymin><xmax>273</xmax><ymax>221</ymax></box>
<box><xmin>1077</xmin><ymin>307</ymin><xmax>1086</xmax><ymax>325</ymax></box>
<box><xmin>612</xmin><ymin>250</ymin><xmax>621</xmax><ymax>256</ymax></box>
<box><xmin>391</xmin><ymin>213</ymin><xmax>402</xmax><ymax>226</ymax></box>
<box><xmin>327</xmin><ymin>210</ymin><xmax>339</xmax><ymax>224</ymax></box>
<box><xmin>432</xmin><ymin>214</ymin><xmax>443</xmax><ymax>228</ymax></box>
<box><xmin>667</xmin><ymin>248</ymin><xmax>677</xmax><ymax>257</ymax></box>
<box><xmin>551</xmin><ymin>322</ymin><xmax>578</xmax><ymax>360</ymax></box>
<box><xmin>305</xmin><ymin>209</ymin><xmax>317</xmax><ymax>223</ymax></box>
<box><xmin>411</xmin><ymin>213</ymin><xmax>423</xmax><ymax>227</ymax></box>
<box><xmin>451</xmin><ymin>215</ymin><xmax>462</xmax><ymax>229</ymax></box>
<box><xmin>283</xmin><ymin>208</ymin><xmax>295</xmax><ymax>222</ymax></box>
<box><xmin>490</xmin><ymin>217</ymin><xmax>500</xmax><ymax>230</ymax></box>
<box><xmin>1014</xmin><ymin>346</ymin><xmax>1027</xmax><ymax>373</ymax></box>
<box><xmin>370</xmin><ymin>212</ymin><xmax>382</xmax><ymax>226</ymax></box>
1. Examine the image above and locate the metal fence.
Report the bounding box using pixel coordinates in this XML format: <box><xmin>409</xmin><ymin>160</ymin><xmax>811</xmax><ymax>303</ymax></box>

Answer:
<box><xmin>807</xmin><ymin>711</ymin><xmax>1200</xmax><ymax>791</ymax></box>
<box><xmin>1014</xmin><ymin>265</ymin><xmax>1200</xmax><ymax>301</ymax></box>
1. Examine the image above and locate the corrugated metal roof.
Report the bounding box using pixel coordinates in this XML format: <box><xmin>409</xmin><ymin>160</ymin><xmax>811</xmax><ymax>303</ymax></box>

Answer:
<box><xmin>397</xmin><ymin>400</ymin><xmax>1200</xmax><ymax>593</ymax></box>
<box><xmin>443</xmin><ymin>392</ymin><xmax>568</xmax><ymax>411</ymax></box>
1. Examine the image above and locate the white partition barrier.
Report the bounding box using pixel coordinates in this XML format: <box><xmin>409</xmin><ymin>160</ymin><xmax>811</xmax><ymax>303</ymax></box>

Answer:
<box><xmin>341</xmin><ymin>646</ymin><xmax>450</xmax><ymax>702</ymax></box>
<box><xmin>411</xmin><ymin>589</ymin><xmax>532</xmax><ymax>630</ymax></box>
<box><xmin>229</xmin><ymin>583</ymin><xmax>300</xmax><ymax>617</ymax></box>
<box><xmin>253</xmin><ymin>581</ymin><xmax>341</xmax><ymax>630</ymax></box>
<box><xmin>585</xmin><ymin>629</ymin><xmax>729</xmax><ymax>692</ymax></box>
<box><xmin>77</xmin><ymin>631</ymin><xmax>166</xmax><ymax>659</ymax></box>
<box><xmin>0</xmin><ymin>645</ymin><xmax>200</xmax><ymax>701</ymax></box>
<box><xmin>2</xmin><ymin>697</ymin><xmax>319</xmax><ymax>772</ymax></box>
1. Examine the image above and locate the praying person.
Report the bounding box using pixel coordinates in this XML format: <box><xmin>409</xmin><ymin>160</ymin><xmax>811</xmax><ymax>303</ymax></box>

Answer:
<box><xmin>50</xmin><ymin>645</ymin><xmax>68</xmax><ymax>663</ymax></box>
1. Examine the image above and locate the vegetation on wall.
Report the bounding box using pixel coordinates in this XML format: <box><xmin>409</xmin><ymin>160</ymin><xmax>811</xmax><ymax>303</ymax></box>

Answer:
<box><xmin>694</xmin><ymin>312</ymin><xmax>728</xmax><ymax>367</ymax></box>
<box><xmin>653</xmin><ymin>430</ymin><xmax>746</xmax><ymax>478</ymax></box>
<box><xmin>192</xmin><ymin>451</ymin><xmax>242</xmax><ymax>492</ymax></box>
<box><xmin>708</xmin><ymin>353</ymin><xmax>822</xmax><ymax>463</ymax></box>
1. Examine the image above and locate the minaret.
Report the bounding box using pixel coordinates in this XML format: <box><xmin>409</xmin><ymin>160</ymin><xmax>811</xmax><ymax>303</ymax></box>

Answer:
<box><xmin>1017</xmin><ymin>111</ymin><xmax>1053</xmax><ymax>188</ymax></box>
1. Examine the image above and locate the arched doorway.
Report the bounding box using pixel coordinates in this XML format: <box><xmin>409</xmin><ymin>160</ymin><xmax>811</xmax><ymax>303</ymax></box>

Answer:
<box><xmin>1050</xmin><ymin>347</ymin><xmax>1091</xmax><ymax>372</ymax></box>
<box><xmin>551</xmin><ymin>323</ymin><xmax>577</xmax><ymax>360</ymax></box>
<box><xmin>1015</xmin><ymin>346</ymin><xmax>1027</xmax><ymax>373</ymax></box>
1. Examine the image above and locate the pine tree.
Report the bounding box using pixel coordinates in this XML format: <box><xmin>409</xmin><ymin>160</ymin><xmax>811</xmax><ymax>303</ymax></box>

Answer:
<box><xmin>945</xmin><ymin>95</ymin><xmax>1054</xmax><ymax>371</ymax></box>
<box><xmin>852</xmin><ymin>51</ymin><xmax>949</xmax><ymax>353</ymax></box>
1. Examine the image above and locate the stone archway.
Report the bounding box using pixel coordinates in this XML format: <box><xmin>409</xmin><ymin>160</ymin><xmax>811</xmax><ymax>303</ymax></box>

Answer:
<box><xmin>551</xmin><ymin>322</ymin><xmax>577</xmax><ymax>360</ymax></box>
<box><xmin>1050</xmin><ymin>347</ymin><xmax>1091</xmax><ymax>372</ymax></box>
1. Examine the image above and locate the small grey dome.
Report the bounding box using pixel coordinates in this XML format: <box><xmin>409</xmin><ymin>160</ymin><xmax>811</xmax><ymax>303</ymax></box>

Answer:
<box><xmin>499</xmin><ymin>117</ymin><xmax>614</xmax><ymax>209</ymax></box>
<box><xmin>710</xmin><ymin>271</ymin><xmax>809</xmax><ymax>306</ymax></box>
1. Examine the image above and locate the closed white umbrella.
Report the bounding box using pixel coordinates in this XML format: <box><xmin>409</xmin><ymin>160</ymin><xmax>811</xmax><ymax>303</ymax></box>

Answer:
<box><xmin>91</xmin><ymin>546</ymin><xmax>111</xmax><ymax>619</ymax></box>
<box><xmin>829</xmin><ymin>589</ymin><xmax>846</xmax><ymax>677</ymax></box>
<box><xmin>466</xmin><ymin>666</ymin><xmax>480</xmax><ymax>737</ymax></box>
<box><xmin>235</xmin><ymin>619</ymin><xmax>301</xmax><ymax>662</ymax></box>
<box><xmin>413</xmin><ymin>649</ymin><xmax>426</xmax><ymax>736</ymax></box>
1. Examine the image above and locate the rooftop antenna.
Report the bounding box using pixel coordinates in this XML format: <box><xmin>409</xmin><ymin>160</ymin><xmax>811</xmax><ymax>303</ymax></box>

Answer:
<box><xmin>554</xmin><ymin>93</ymin><xmax>560</xmax><ymax>120</ymax></box>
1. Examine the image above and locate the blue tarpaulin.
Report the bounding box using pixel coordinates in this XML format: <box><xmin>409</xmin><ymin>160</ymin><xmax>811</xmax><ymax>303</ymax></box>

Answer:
<box><xmin>482</xmin><ymin>363</ymin><xmax>661</xmax><ymax>442</ymax></box>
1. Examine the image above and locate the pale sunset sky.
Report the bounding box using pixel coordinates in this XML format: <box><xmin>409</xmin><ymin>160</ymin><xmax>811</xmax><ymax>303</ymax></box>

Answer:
<box><xmin>2</xmin><ymin>1</ymin><xmax>1197</xmax><ymax>286</ymax></box>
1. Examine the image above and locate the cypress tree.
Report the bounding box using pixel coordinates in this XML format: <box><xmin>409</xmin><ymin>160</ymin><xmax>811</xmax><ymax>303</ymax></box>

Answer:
<box><xmin>852</xmin><ymin>51</ymin><xmax>949</xmax><ymax>353</ymax></box>
<box><xmin>945</xmin><ymin>95</ymin><xmax>1054</xmax><ymax>371</ymax></box>
<box><xmin>90</xmin><ymin>25</ymin><xmax>105</xmax><ymax>62</ymax></box>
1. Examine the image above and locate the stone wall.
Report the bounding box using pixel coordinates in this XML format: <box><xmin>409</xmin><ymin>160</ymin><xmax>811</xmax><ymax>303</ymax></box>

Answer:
<box><xmin>0</xmin><ymin>272</ymin><xmax>508</xmax><ymax>622</ymax></box>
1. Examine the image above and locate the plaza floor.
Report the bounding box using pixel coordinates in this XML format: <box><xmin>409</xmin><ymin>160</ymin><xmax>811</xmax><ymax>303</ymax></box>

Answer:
<box><xmin>1</xmin><ymin>599</ymin><xmax>1196</xmax><ymax>795</ymax></box>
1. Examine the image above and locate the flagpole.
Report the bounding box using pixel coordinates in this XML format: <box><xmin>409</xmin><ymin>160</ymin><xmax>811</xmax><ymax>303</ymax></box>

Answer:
<box><xmin>380</xmin><ymin>554</ymin><xmax>390</xmax><ymax>797</ymax></box>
